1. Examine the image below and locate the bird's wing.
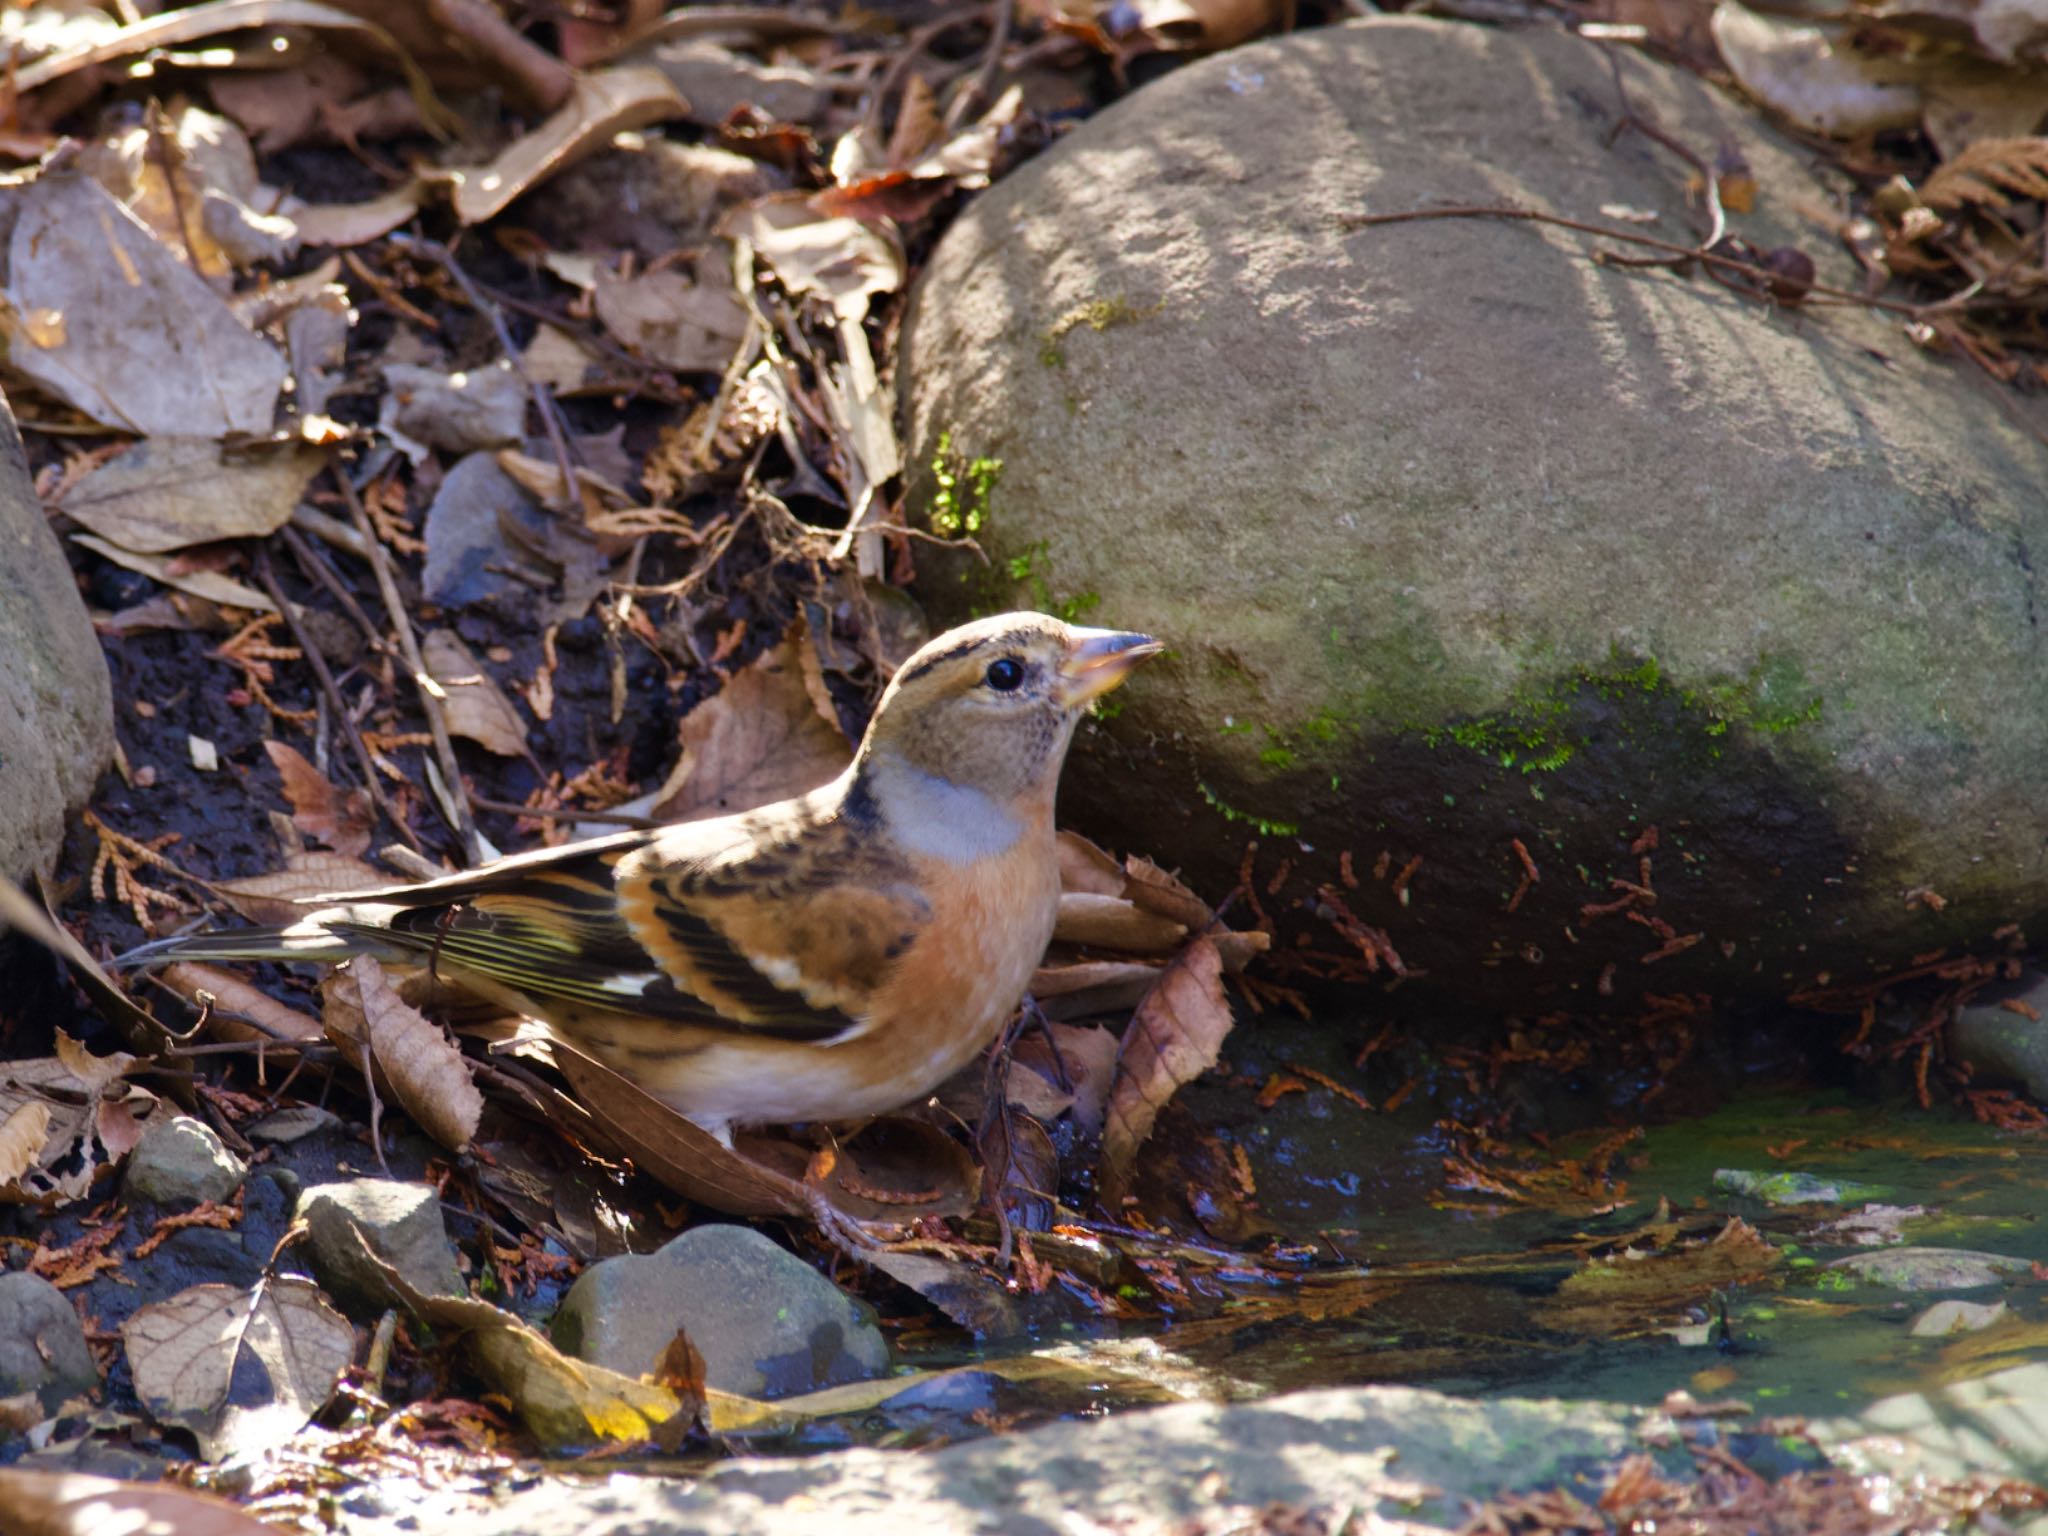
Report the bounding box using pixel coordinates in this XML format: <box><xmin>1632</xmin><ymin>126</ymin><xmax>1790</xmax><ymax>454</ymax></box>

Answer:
<box><xmin>612</xmin><ymin>802</ymin><xmax>931</xmax><ymax>1039</ymax></box>
<box><xmin>329</xmin><ymin>798</ymin><xmax>926</xmax><ymax>1043</ymax></box>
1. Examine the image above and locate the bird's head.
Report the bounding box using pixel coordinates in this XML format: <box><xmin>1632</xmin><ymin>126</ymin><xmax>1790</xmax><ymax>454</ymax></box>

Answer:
<box><xmin>858</xmin><ymin>611</ymin><xmax>1161</xmax><ymax>809</ymax></box>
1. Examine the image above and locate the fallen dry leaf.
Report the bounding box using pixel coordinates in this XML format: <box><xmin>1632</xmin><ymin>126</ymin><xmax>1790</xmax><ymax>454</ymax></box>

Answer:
<box><xmin>207</xmin><ymin>852</ymin><xmax>391</xmax><ymax>925</ymax></box>
<box><xmin>1030</xmin><ymin>958</ymin><xmax>1161</xmax><ymax>1021</ymax></box>
<box><xmin>422</xmin><ymin>629</ymin><xmax>530</xmax><ymax>758</ymax></box>
<box><xmin>442</xmin><ymin>65</ymin><xmax>689</xmax><ymax>225</ymax></box>
<box><xmin>592</xmin><ymin>257</ymin><xmax>751</xmax><ymax>373</ymax></box>
<box><xmin>1054</xmin><ymin>892</ymin><xmax>1188</xmax><ymax>953</ymax></box>
<box><xmin>0</xmin><ymin>1036</ymin><xmax>159</xmax><ymax>1204</ymax></box>
<box><xmin>157</xmin><ymin>963</ymin><xmax>324</xmax><ymax>1045</ymax></box>
<box><xmin>53</xmin><ymin>439</ymin><xmax>322</xmax><ymax>556</ymax></box>
<box><xmin>1057</xmin><ymin>829</ymin><xmax>1128</xmax><ymax>896</ymax></box>
<box><xmin>649</xmin><ymin>628</ymin><xmax>853</xmax><ymax>822</ymax></box>
<box><xmin>726</xmin><ymin>194</ymin><xmax>906</xmax><ymax>321</ymax></box>
<box><xmin>380</xmin><ymin>360</ymin><xmax>526</xmax><ymax>462</ymax></box>
<box><xmin>0</xmin><ymin>1468</ymin><xmax>282</xmax><ymax>1536</ymax></box>
<box><xmin>70</xmin><ymin>536</ymin><xmax>275</xmax><ymax>613</ymax></box>
<box><xmin>264</xmin><ymin>741</ymin><xmax>374</xmax><ymax>856</ymax></box>
<box><xmin>1536</xmin><ymin>1218</ymin><xmax>1786</xmax><ymax>1338</ymax></box>
<box><xmin>0</xmin><ymin>173</ymin><xmax>285</xmax><ymax>436</ymax></box>
<box><xmin>1099</xmin><ymin>936</ymin><xmax>1233</xmax><ymax>1204</ymax></box>
<box><xmin>325</xmin><ymin>957</ymin><xmax>484</xmax><ymax>1153</ymax></box>
<box><xmin>121</xmin><ymin>1276</ymin><xmax>353</xmax><ymax>1461</ymax></box>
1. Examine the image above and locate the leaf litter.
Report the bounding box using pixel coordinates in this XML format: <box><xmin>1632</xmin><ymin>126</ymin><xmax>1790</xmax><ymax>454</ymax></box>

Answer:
<box><xmin>0</xmin><ymin>0</ymin><xmax>2036</xmax><ymax>1517</ymax></box>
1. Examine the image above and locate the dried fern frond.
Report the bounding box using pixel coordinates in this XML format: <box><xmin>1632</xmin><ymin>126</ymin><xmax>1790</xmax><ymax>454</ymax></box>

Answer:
<box><xmin>1922</xmin><ymin>137</ymin><xmax>2048</xmax><ymax>213</ymax></box>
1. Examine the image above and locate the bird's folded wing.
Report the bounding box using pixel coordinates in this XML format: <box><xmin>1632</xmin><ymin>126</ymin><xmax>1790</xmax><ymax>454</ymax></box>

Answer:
<box><xmin>335</xmin><ymin>813</ymin><xmax>928</xmax><ymax>1043</ymax></box>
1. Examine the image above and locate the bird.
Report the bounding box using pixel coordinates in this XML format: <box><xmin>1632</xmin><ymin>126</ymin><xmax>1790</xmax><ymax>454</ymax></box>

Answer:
<box><xmin>119</xmin><ymin>612</ymin><xmax>1162</xmax><ymax>1141</ymax></box>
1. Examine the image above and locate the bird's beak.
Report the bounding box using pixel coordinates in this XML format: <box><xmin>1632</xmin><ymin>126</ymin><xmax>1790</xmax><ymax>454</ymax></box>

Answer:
<box><xmin>1057</xmin><ymin>628</ymin><xmax>1163</xmax><ymax>707</ymax></box>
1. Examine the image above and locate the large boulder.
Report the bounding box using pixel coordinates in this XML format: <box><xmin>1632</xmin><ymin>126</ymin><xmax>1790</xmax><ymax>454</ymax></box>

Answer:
<box><xmin>900</xmin><ymin>18</ymin><xmax>2048</xmax><ymax>1012</ymax></box>
<box><xmin>0</xmin><ymin>389</ymin><xmax>112</xmax><ymax>884</ymax></box>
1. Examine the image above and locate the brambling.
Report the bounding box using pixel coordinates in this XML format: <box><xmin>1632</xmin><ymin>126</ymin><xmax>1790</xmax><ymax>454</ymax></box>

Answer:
<box><xmin>121</xmin><ymin>613</ymin><xmax>1161</xmax><ymax>1140</ymax></box>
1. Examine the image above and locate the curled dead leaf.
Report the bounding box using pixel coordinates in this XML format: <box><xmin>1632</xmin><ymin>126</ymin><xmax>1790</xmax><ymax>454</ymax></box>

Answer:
<box><xmin>0</xmin><ymin>1469</ymin><xmax>281</xmax><ymax>1536</ymax></box>
<box><xmin>1054</xmin><ymin>892</ymin><xmax>1188</xmax><ymax>953</ymax></box>
<box><xmin>0</xmin><ymin>1035</ymin><xmax>159</xmax><ymax>1205</ymax></box>
<box><xmin>206</xmin><ymin>851</ymin><xmax>391</xmax><ymax>925</ymax></box>
<box><xmin>325</xmin><ymin>957</ymin><xmax>484</xmax><ymax>1153</ymax></box>
<box><xmin>52</xmin><ymin>439</ymin><xmax>322</xmax><ymax>555</ymax></box>
<box><xmin>1099</xmin><ymin>936</ymin><xmax>1234</xmax><ymax>1206</ymax></box>
<box><xmin>649</xmin><ymin>627</ymin><xmax>853</xmax><ymax>822</ymax></box>
<box><xmin>263</xmin><ymin>742</ymin><xmax>374</xmax><ymax>856</ymax></box>
<box><xmin>158</xmin><ymin>963</ymin><xmax>324</xmax><ymax>1045</ymax></box>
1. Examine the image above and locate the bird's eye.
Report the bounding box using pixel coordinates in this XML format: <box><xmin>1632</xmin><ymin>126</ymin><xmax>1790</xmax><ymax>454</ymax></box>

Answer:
<box><xmin>984</xmin><ymin>657</ymin><xmax>1025</xmax><ymax>692</ymax></box>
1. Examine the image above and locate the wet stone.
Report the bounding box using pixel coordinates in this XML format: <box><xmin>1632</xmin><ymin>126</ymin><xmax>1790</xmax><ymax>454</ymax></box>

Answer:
<box><xmin>296</xmin><ymin>1178</ymin><xmax>465</xmax><ymax>1314</ymax></box>
<box><xmin>1828</xmin><ymin>1248</ymin><xmax>2034</xmax><ymax>1292</ymax></box>
<box><xmin>0</xmin><ymin>1271</ymin><xmax>99</xmax><ymax>1415</ymax></box>
<box><xmin>551</xmin><ymin>1223</ymin><xmax>888</xmax><ymax>1397</ymax></box>
<box><xmin>122</xmin><ymin>1114</ymin><xmax>246</xmax><ymax>1207</ymax></box>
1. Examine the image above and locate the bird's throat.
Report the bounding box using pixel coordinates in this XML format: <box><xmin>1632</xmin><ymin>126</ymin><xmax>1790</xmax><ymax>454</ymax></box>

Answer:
<box><xmin>859</xmin><ymin>753</ymin><xmax>1025</xmax><ymax>865</ymax></box>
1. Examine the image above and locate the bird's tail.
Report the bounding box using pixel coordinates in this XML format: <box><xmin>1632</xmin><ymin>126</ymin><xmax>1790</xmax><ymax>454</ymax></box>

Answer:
<box><xmin>114</xmin><ymin>922</ymin><xmax>385</xmax><ymax>970</ymax></box>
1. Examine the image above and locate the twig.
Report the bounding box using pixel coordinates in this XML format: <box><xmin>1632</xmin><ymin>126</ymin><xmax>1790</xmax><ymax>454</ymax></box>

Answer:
<box><xmin>944</xmin><ymin>0</ymin><xmax>1015</xmax><ymax>133</ymax></box>
<box><xmin>387</xmin><ymin>233</ymin><xmax>581</xmax><ymax>506</ymax></box>
<box><xmin>466</xmin><ymin>793</ymin><xmax>664</xmax><ymax>829</ymax></box>
<box><xmin>359</xmin><ymin>1034</ymin><xmax>391</xmax><ymax>1176</ymax></box>
<box><xmin>330</xmin><ymin>458</ymin><xmax>482</xmax><ymax>864</ymax></box>
<box><xmin>1338</xmin><ymin>204</ymin><xmax>1933</xmax><ymax>316</ymax></box>
<box><xmin>254</xmin><ymin>550</ymin><xmax>422</xmax><ymax>853</ymax></box>
<box><xmin>281</xmin><ymin>524</ymin><xmax>385</xmax><ymax>652</ymax></box>
<box><xmin>1599</xmin><ymin>44</ymin><xmax>1724</xmax><ymax>251</ymax></box>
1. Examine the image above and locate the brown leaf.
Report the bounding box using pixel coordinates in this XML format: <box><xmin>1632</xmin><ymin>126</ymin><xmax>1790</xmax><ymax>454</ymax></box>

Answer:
<box><xmin>158</xmin><ymin>963</ymin><xmax>325</xmax><ymax>1045</ymax></box>
<box><xmin>1099</xmin><ymin>936</ymin><xmax>1234</xmax><ymax>1205</ymax></box>
<box><xmin>443</xmin><ymin>66</ymin><xmax>689</xmax><ymax>225</ymax></box>
<box><xmin>649</xmin><ymin>628</ymin><xmax>853</xmax><ymax>822</ymax></box>
<box><xmin>52</xmin><ymin>439</ymin><xmax>323</xmax><ymax>555</ymax></box>
<box><xmin>555</xmin><ymin>1042</ymin><xmax>977</xmax><ymax>1222</ymax></box>
<box><xmin>120</xmin><ymin>1276</ymin><xmax>353</xmax><ymax>1461</ymax></box>
<box><xmin>1056</xmin><ymin>829</ymin><xmax>1127</xmax><ymax>897</ymax></box>
<box><xmin>1054</xmin><ymin>892</ymin><xmax>1187</xmax><ymax>954</ymax></box>
<box><xmin>0</xmin><ymin>1036</ymin><xmax>159</xmax><ymax>1205</ymax></box>
<box><xmin>1121</xmin><ymin>855</ymin><xmax>1214</xmax><ymax>930</ymax></box>
<box><xmin>861</xmin><ymin>1248</ymin><xmax>1021</xmax><ymax>1338</ymax></box>
<box><xmin>724</xmin><ymin>194</ymin><xmax>905</xmax><ymax>321</ymax></box>
<box><xmin>207</xmin><ymin>851</ymin><xmax>391</xmax><ymax>925</ymax></box>
<box><xmin>263</xmin><ymin>742</ymin><xmax>374</xmax><ymax>856</ymax></box>
<box><xmin>592</xmin><ymin>257</ymin><xmax>750</xmax><ymax>373</ymax></box>
<box><xmin>0</xmin><ymin>1468</ymin><xmax>281</xmax><ymax>1536</ymax></box>
<box><xmin>648</xmin><ymin>1328</ymin><xmax>707</xmax><ymax>1449</ymax></box>
<box><xmin>422</xmin><ymin>629</ymin><xmax>529</xmax><ymax>758</ymax></box>
<box><xmin>326</xmin><ymin>957</ymin><xmax>483</xmax><ymax>1153</ymax></box>
<box><xmin>1030</xmin><ymin>958</ymin><xmax>1161</xmax><ymax>1021</ymax></box>
<box><xmin>1015</xmin><ymin>1022</ymin><xmax>1119</xmax><ymax>1136</ymax></box>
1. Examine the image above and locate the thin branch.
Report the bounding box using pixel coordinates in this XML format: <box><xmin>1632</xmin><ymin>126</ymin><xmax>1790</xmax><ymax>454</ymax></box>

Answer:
<box><xmin>329</xmin><ymin>457</ymin><xmax>483</xmax><ymax>864</ymax></box>
<box><xmin>253</xmin><ymin>550</ymin><xmax>422</xmax><ymax>853</ymax></box>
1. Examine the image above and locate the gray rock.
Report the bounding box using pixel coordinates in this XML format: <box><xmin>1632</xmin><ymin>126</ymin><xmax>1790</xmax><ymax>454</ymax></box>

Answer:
<box><xmin>1828</xmin><ymin>1247</ymin><xmax>2033</xmax><ymax>1291</ymax></box>
<box><xmin>446</xmin><ymin>1384</ymin><xmax>1648</xmax><ymax>1536</ymax></box>
<box><xmin>122</xmin><ymin>1114</ymin><xmax>245</xmax><ymax>1207</ymax></box>
<box><xmin>1952</xmin><ymin>970</ymin><xmax>2048</xmax><ymax>1098</ymax></box>
<box><xmin>0</xmin><ymin>1271</ymin><xmax>98</xmax><ymax>1414</ymax></box>
<box><xmin>552</xmin><ymin>1223</ymin><xmax>888</xmax><ymax>1397</ymax></box>
<box><xmin>1909</xmin><ymin>1298</ymin><xmax>2008</xmax><ymax>1337</ymax></box>
<box><xmin>0</xmin><ymin>387</ymin><xmax>113</xmax><ymax>884</ymax></box>
<box><xmin>900</xmin><ymin>17</ymin><xmax>2048</xmax><ymax>1013</ymax></box>
<box><xmin>296</xmin><ymin>1179</ymin><xmax>465</xmax><ymax>1312</ymax></box>
<box><xmin>1812</xmin><ymin>1360</ymin><xmax>2048</xmax><ymax>1492</ymax></box>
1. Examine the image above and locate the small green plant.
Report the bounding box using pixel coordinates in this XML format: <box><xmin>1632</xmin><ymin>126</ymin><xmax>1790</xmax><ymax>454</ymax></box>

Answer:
<box><xmin>929</xmin><ymin>430</ymin><xmax>1001</xmax><ymax>538</ymax></box>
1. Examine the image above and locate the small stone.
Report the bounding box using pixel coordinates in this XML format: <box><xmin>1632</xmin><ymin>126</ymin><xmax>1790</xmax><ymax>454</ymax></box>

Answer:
<box><xmin>0</xmin><ymin>1272</ymin><xmax>98</xmax><ymax>1415</ymax></box>
<box><xmin>552</xmin><ymin>1223</ymin><xmax>888</xmax><ymax>1397</ymax></box>
<box><xmin>1909</xmin><ymin>1299</ymin><xmax>2008</xmax><ymax>1337</ymax></box>
<box><xmin>296</xmin><ymin>1179</ymin><xmax>465</xmax><ymax>1313</ymax></box>
<box><xmin>1951</xmin><ymin>970</ymin><xmax>2048</xmax><ymax>1099</ymax></box>
<box><xmin>123</xmin><ymin>1114</ymin><xmax>246</xmax><ymax>1207</ymax></box>
<box><xmin>1828</xmin><ymin>1248</ymin><xmax>2033</xmax><ymax>1292</ymax></box>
